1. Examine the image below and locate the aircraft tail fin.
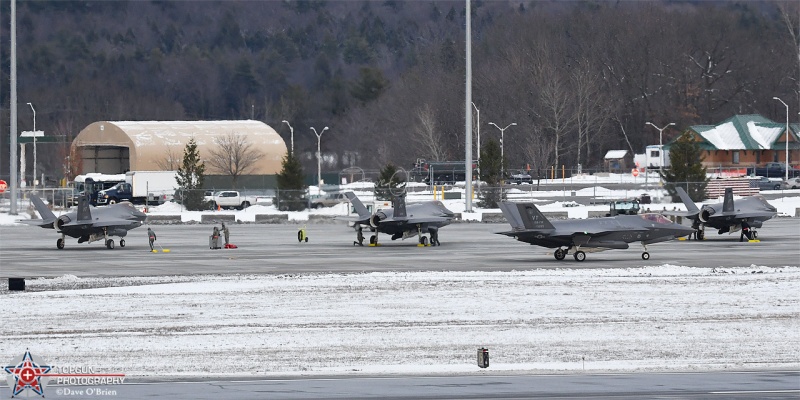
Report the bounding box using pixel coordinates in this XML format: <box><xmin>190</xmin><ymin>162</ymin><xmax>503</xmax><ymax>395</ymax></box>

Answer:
<box><xmin>77</xmin><ymin>193</ymin><xmax>93</xmax><ymax>222</ymax></box>
<box><xmin>392</xmin><ymin>195</ymin><xmax>407</xmax><ymax>218</ymax></box>
<box><xmin>674</xmin><ymin>187</ymin><xmax>700</xmax><ymax>214</ymax></box>
<box><xmin>29</xmin><ymin>195</ymin><xmax>57</xmax><ymax>223</ymax></box>
<box><xmin>722</xmin><ymin>187</ymin><xmax>734</xmax><ymax>213</ymax></box>
<box><xmin>499</xmin><ymin>202</ymin><xmax>555</xmax><ymax>231</ymax></box>
<box><xmin>344</xmin><ymin>192</ymin><xmax>370</xmax><ymax>219</ymax></box>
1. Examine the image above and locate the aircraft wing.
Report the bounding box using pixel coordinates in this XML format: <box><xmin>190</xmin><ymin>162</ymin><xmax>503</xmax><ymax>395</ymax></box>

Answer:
<box><xmin>662</xmin><ymin>210</ymin><xmax>699</xmax><ymax>218</ymax></box>
<box><xmin>703</xmin><ymin>211</ymin><xmax>775</xmax><ymax>222</ymax></box>
<box><xmin>404</xmin><ymin>217</ymin><xmax>451</xmax><ymax>224</ymax></box>
<box><xmin>335</xmin><ymin>216</ymin><xmax>370</xmax><ymax>224</ymax></box>
<box><xmin>62</xmin><ymin>218</ymin><xmax>137</xmax><ymax>228</ymax></box>
<box><xmin>17</xmin><ymin>219</ymin><xmax>54</xmax><ymax>228</ymax></box>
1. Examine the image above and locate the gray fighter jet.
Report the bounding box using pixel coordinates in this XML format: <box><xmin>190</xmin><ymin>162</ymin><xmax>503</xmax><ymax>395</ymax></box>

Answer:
<box><xmin>497</xmin><ymin>202</ymin><xmax>694</xmax><ymax>261</ymax></box>
<box><xmin>343</xmin><ymin>192</ymin><xmax>455</xmax><ymax>246</ymax></box>
<box><xmin>19</xmin><ymin>194</ymin><xmax>147</xmax><ymax>249</ymax></box>
<box><xmin>665</xmin><ymin>187</ymin><xmax>776</xmax><ymax>241</ymax></box>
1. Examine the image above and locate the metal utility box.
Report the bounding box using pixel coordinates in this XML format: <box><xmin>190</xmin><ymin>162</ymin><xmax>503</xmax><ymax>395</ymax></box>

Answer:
<box><xmin>8</xmin><ymin>278</ymin><xmax>25</xmax><ymax>291</ymax></box>
<box><xmin>477</xmin><ymin>347</ymin><xmax>489</xmax><ymax>368</ymax></box>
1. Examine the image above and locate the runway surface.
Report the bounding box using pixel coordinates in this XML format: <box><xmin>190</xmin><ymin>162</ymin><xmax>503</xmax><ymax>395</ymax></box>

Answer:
<box><xmin>50</xmin><ymin>371</ymin><xmax>800</xmax><ymax>399</ymax></box>
<box><xmin>1</xmin><ymin>218</ymin><xmax>798</xmax><ymax>277</ymax></box>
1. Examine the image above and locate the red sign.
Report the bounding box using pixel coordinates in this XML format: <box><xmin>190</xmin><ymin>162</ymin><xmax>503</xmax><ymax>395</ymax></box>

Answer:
<box><xmin>631</xmin><ymin>169</ymin><xmax>639</xmax><ymax>177</ymax></box>
<box><xmin>0</xmin><ymin>179</ymin><xmax>7</xmax><ymax>193</ymax></box>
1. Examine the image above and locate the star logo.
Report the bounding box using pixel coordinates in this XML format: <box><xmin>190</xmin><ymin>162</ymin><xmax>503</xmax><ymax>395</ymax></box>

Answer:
<box><xmin>4</xmin><ymin>350</ymin><xmax>51</xmax><ymax>397</ymax></box>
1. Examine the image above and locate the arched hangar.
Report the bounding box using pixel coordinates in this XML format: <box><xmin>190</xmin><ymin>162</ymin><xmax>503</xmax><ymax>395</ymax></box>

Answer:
<box><xmin>72</xmin><ymin>120</ymin><xmax>287</xmax><ymax>174</ymax></box>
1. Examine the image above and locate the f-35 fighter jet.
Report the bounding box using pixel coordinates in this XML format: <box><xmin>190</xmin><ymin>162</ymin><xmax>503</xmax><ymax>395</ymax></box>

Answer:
<box><xmin>497</xmin><ymin>201</ymin><xmax>694</xmax><ymax>261</ymax></box>
<box><xmin>343</xmin><ymin>192</ymin><xmax>455</xmax><ymax>246</ymax></box>
<box><xmin>20</xmin><ymin>194</ymin><xmax>147</xmax><ymax>249</ymax></box>
<box><xmin>665</xmin><ymin>186</ymin><xmax>776</xmax><ymax>241</ymax></box>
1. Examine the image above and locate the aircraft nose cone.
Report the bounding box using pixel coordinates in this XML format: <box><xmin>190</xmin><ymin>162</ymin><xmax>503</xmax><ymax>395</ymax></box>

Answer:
<box><xmin>134</xmin><ymin>210</ymin><xmax>148</xmax><ymax>221</ymax></box>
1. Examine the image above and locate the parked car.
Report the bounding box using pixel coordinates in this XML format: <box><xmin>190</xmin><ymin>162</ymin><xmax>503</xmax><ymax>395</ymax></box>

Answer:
<box><xmin>310</xmin><ymin>193</ymin><xmax>347</xmax><ymax>208</ymax></box>
<box><xmin>781</xmin><ymin>177</ymin><xmax>800</xmax><ymax>189</ymax></box>
<box><xmin>755</xmin><ymin>177</ymin><xmax>781</xmax><ymax>191</ymax></box>
<box><xmin>509</xmin><ymin>171</ymin><xmax>533</xmax><ymax>185</ymax></box>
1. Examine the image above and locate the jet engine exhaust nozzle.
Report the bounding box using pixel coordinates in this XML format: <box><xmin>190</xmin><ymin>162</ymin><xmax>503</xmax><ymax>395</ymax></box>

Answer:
<box><xmin>699</xmin><ymin>207</ymin><xmax>714</xmax><ymax>223</ymax></box>
<box><xmin>369</xmin><ymin>214</ymin><xmax>383</xmax><ymax>228</ymax></box>
<box><xmin>56</xmin><ymin>216</ymin><xmax>71</xmax><ymax>230</ymax></box>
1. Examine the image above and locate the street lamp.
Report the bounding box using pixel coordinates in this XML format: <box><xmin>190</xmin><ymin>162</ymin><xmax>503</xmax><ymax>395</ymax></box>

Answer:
<box><xmin>472</xmin><ymin>102</ymin><xmax>480</xmax><ymax>191</ymax></box>
<box><xmin>310</xmin><ymin>126</ymin><xmax>329</xmax><ymax>195</ymax></box>
<box><xmin>773</xmin><ymin>97</ymin><xmax>789</xmax><ymax>182</ymax></box>
<box><xmin>281</xmin><ymin>120</ymin><xmax>294</xmax><ymax>154</ymax></box>
<box><xmin>645</xmin><ymin>122</ymin><xmax>675</xmax><ymax>184</ymax></box>
<box><xmin>488</xmin><ymin>122</ymin><xmax>516</xmax><ymax>181</ymax></box>
<box><xmin>27</xmin><ymin>102</ymin><xmax>36</xmax><ymax>189</ymax></box>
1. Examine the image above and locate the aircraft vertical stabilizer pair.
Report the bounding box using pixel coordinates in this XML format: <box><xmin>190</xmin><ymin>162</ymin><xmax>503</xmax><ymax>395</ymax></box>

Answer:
<box><xmin>664</xmin><ymin>187</ymin><xmax>777</xmax><ymax>241</ymax></box>
<box><xmin>19</xmin><ymin>194</ymin><xmax>147</xmax><ymax>249</ymax></box>
<box><xmin>496</xmin><ymin>202</ymin><xmax>695</xmax><ymax>261</ymax></box>
<box><xmin>343</xmin><ymin>192</ymin><xmax>455</xmax><ymax>246</ymax></box>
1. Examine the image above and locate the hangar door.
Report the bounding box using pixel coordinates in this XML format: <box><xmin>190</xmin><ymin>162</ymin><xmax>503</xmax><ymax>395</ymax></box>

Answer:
<box><xmin>80</xmin><ymin>145</ymin><xmax>130</xmax><ymax>174</ymax></box>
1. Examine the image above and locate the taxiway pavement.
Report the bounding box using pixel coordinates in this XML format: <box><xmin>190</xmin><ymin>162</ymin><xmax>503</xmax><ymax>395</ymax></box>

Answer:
<box><xmin>1</xmin><ymin>218</ymin><xmax>798</xmax><ymax>277</ymax></box>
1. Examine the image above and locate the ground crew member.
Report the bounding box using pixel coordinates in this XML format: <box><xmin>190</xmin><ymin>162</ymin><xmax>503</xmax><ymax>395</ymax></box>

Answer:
<box><xmin>354</xmin><ymin>226</ymin><xmax>364</xmax><ymax>246</ymax></box>
<box><xmin>147</xmin><ymin>227</ymin><xmax>157</xmax><ymax>251</ymax></box>
<box><xmin>222</xmin><ymin>222</ymin><xmax>230</xmax><ymax>245</ymax></box>
<box><xmin>212</xmin><ymin>226</ymin><xmax>220</xmax><ymax>249</ymax></box>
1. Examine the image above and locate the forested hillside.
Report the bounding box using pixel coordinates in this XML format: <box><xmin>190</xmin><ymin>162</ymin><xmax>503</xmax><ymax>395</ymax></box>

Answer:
<box><xmin>1</xmin><ymin>0</ymin><xmax>798</xmax><ymax>179</ymax></box>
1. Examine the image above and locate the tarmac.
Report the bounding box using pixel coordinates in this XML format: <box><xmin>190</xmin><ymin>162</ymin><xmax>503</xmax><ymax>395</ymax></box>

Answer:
<box><xmin>1</xmin><ymin>218</ymin><xmax>798</xmax><ymax>278</ymax></box>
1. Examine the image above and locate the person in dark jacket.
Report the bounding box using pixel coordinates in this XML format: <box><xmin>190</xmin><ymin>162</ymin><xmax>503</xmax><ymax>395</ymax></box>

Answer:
<box><xmin>147</xmin><ymin>227</ymin><xmax>157</xmax><ymax>251</ymax></box>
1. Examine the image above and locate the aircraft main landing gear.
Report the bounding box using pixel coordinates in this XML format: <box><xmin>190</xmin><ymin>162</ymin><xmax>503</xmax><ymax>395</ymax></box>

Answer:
<box><xmin>369</xmin><ymin>235</ymin><xmax>378</xmax><ymax>245</ymax></box>
<box><xmin>120</xmin><ymin>239</ymin><xmax>126</xmax><ymax>248</ymax></box>
<box><xmin>554</xmin><ymin>248</ymin><xmax>566</xmax><ymax>261</ymax></box>
<box><xmin>57</xmin><ymin>238</ymin><xmax>65</xmax><ymax>249</ymax></box>
<box><xmin>106</xmin><ymin>239</ymin><xmax>115</xmax><ymax>249</ymax></box>
<box><xmin>418</xmin><ymin>236</ymin><xmax>429</xmax><ymax>246</ymax></box>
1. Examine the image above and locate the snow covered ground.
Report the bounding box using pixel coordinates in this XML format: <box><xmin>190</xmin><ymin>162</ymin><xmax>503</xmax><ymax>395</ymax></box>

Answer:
<box><xmin>2</xmin><ymin>266</ymin><xmax>798</xmax><ymax>377</ymax></box>
<box><xmin>1</xmin><ymin>174</ymin><xmax>798</xmax><ymax>378</ymax></box>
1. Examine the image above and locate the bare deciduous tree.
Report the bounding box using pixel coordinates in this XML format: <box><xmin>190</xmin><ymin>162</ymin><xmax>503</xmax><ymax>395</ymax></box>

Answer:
<box><xmin>206</xmin><ymin>133</ymin><xmax>265</xmax><ymax>187</ymax></box>
<box><xmin>413</xmin><ymin>103</ymin><xmax>449</xmax><ymax>162</ymax></box>
<box><xmin>156</xmin><ymin>146</ymin><xmax>181</xmax><ymax>171</ymax></box>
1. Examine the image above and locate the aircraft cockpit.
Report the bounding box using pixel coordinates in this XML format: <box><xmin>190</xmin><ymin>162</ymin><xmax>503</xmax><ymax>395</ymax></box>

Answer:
<box><xmin>639</xmin><ymin>213</ymin><xmax>674</xmax><ymax>225</ymax></box>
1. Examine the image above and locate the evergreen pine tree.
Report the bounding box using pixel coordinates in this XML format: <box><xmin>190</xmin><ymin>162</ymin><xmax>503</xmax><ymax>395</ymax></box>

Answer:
<box><xmin>276</xmin><ymin>151</ymin><xmax>308</xmax><ymax>211</ymax></box>
<box><xmin>662</xmin><ymin>132</ymin><xmax>708</xmax><ymax>202</ymax></box>
<box><xmin>176</xmin><ymin>138</ymin><xmax>206</xmax><ymax>211</ymax></box>
<box><xmin>479</xmin><ymin>139</ymin><xmax>504</xmax><ymax>208</ymax></box>
<box><xmin>375</xmin><ymin>163</ymin><xmax>406</xmax><ymax>201</ymax></box>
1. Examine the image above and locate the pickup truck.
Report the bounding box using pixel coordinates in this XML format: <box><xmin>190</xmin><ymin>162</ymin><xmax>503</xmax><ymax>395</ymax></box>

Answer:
<box><xmin>746</xmin><ymin>162</ymin><xmax>800</xmax><ymax>178</ymax></box>
<box><xmin>206</xmin><ymin>191</ymin><xmax>253</xmax><ymax>210</ymax></box>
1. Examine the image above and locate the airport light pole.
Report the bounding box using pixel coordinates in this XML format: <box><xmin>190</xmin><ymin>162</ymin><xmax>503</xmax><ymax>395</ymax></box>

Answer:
<box><xmin>472</xmin><ymin>102</ymin><xmax>480</xmax><ymax>192</ymax></box>
<box><xmin>27</xmin><ymin>102</ymin><xmax>37</xmax><ymax>190</ymax></box>
<box><xmin>645</xmin><ymin>122</ymin><xmax>675</xmax><ymax>185</ymax></box>
<box><xmin>310</xmin><ymin>126</ymin><xmax>329</xmax><ymax>195</ymax></box>
<box><xmin>773</xmin><ymin>97</ymin><xmax>789</xmax><ymax>182</ymax></box>
<box><xmin>281</xmin><ymin>120</ymin><xmax>294</xmax><ymax>154</ymax></box>
<box><xmin>488</xmin><ymin>122</ymin><xmax>516</xmax><ymax>182</ymax></box>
